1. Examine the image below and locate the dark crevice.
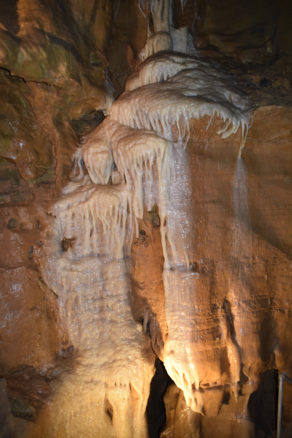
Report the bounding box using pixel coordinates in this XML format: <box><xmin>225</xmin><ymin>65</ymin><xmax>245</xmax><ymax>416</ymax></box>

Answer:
<box><xmin>0</xmin><ymin>66</ymin><xmax>61</xmax><ymax>88</ymax></box>
<box><xmin>259</xmin><ymin>312</ymin><xmax>275</xmax><ymax>363</ymax></box>
<box><xmin>223</xmin><ymin>298</ymin><xmax>236</xmax><ymax>340</ymax></box>
<box><xmin>248</xmin><ymin>369</ymin><xmax>278</xmax><ymax>438</ymax></box>
<box><xmin>223</xmin><ymin>298</ymin><xmax>248</xmax><ymax>385</ymax></box>
<box><xmin>146</xmin><ymin>358</ymin><xmax>173</xmax><ymax>438</ymax></box>
<box><xmin>105</xmin><ymin>397</ymin><xmax>113</xmax><ymax>422</ymax></box>
<box><xmin>70</xmin><ymin>110</ymin><xmax>105</xmax><ymax>138</ymax></box>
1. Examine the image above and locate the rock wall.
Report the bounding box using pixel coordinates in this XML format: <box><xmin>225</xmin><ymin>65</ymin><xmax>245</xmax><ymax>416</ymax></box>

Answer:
<box><xmin>0</xmin><ymin>1</ymin><xmax>291</xmax><ymax>437</ymax></box>
<box><xmin>133</xmin><ymin>106</ymin><xmax>292</xmax><ymax>437</ymax></box>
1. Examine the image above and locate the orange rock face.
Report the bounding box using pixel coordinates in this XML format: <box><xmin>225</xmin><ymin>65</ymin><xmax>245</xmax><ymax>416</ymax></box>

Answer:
<box><xmin>0</xmin><ymin>1</ymin><xmax>292</xmax><ymax>437</ymax></box>
<box><xmin>132</xmin><ymin>108</ymin><xmax>292</xmax><ymax>435</ymax></box>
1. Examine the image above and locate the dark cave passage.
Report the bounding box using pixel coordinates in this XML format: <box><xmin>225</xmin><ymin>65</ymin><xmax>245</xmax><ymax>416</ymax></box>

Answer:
<box><xmin>248</xmin><ymin>369</ymin><xmax>278</xmax><ymax>438</ymax></box>
<box><xmin>146</xmin><ymin>358</ymin><xmax>173</xmax><ymax>438</ymax></box>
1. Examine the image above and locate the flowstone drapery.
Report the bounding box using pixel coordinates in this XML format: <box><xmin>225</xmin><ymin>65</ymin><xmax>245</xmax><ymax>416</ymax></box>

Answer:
<box><xmin>39</xmin><ymin>1</ymin><xmax>251</xmax><ymax>436</ymax></box>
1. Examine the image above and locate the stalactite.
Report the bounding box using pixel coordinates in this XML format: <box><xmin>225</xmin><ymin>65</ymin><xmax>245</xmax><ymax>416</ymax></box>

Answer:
<box><xmin>40</xmin><ymin>0</ymin><xmax>252</xmax><ymax>434</ymax></box>
<box><xmin>111</xmin><ymin>55</ymin><xmax>249</xmax><ymax>146</ymax></box>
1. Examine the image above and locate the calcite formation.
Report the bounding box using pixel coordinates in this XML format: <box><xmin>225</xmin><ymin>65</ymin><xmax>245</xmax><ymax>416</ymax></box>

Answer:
<box><xmin>0</xmin><ymin>1</ymin><xmax>292</xmax><ymax>437</ymax></box>
<box><xmin>37</xmin><ymin>5</ymin><xmax>252</xmax><ymax>433</ymax></box>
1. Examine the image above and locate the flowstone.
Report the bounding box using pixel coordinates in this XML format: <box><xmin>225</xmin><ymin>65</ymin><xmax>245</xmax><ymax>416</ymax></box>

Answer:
<box><xmin>39</xmin><ymin>0</ymin><xmax>251</xmax><ymax>435</ymax></box>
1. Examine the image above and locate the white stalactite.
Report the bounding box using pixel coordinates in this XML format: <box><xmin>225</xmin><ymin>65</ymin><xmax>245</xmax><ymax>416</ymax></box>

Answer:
<box><xmin>82</xmin><ymin>120</ymin><xmax>113</xmax><ymax>185</ymax></box>
<box><xmin>108</xmin><ymin>41</ymin><xmax>250</xmax><ymax>414</ymax></box>
<box><xmin>113</xmin><ymin>53</ymin><xmax>250</xmax><ymax>147</ymax></box>
<box><xmin>41</xmin><ymin>3</ymin><xmax>251</xmax><ymax>432</ymax></box>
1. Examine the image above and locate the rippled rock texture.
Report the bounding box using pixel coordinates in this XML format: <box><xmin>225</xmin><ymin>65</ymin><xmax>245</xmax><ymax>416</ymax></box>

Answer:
<box><xmin>0</xmin><ymin>1</ymin><xmax>291</xmax><ymax>437</ymax></box>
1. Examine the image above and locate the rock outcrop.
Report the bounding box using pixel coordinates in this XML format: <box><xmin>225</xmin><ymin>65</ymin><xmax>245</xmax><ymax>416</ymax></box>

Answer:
<box><xmin>0</xmin><ymin>1</ymin><xmax>291</xmax><ymax>437</ymax></box>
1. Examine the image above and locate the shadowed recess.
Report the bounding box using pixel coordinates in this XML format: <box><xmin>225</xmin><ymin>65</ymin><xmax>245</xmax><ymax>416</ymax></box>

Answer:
<box><xmin>146</xmin><ymin>358</ymin><xmax>173</xmax><ymax>438</ymax></box>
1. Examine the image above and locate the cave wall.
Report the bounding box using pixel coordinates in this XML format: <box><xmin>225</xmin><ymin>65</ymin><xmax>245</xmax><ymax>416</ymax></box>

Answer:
<box><xmin>0</xmin><ymin>1</ymin><xmax>291</xmax><ymax>437</ymax></box>
<box><xmin>132</xmin><ymin>107</ymin><xmax>292</xmax><ymax>437</ymax></box>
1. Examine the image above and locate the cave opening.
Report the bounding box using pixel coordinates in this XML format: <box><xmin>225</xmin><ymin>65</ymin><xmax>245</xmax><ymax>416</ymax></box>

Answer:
<box><xmin>248</xmin><ymin>369</ymin><xmax>278</xmax><ymax>438</ymax></box>
<box><xmin>146</xmin><ymin>358</ymin><xmax>174</xmax><ymax>438</ymax></box>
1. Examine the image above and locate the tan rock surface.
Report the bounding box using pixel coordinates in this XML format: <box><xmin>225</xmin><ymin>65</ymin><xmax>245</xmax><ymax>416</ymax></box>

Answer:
<box><xmin>0</xmin><ymin>1</ymin><xmax>291</xmax><ymax>437</ymax></box>
<box><xmin>132</xmin><ymin>107</ymin><xmax>292</xmax><ymax>434</ymax></box>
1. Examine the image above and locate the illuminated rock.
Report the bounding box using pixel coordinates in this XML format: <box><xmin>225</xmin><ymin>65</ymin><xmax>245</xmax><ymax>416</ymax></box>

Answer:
<box><xmin>0</xmin><ymin>1</ymin><xmax>291</xmax><ymax>437</ymax></box>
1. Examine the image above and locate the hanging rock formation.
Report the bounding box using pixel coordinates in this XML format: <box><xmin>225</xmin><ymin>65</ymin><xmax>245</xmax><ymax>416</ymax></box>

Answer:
<box><xmin>36</xmin><ymin>46</ymin><xmax>249</xmax><ymax>435</ymax></box>
<box><xmin>0</xmin><ymin>1</ymin><xmax>291</xmax><ymax>437</ymax></box>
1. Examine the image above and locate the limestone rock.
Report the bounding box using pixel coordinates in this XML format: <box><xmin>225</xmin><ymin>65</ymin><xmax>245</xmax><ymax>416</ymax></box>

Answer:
<box><xmin>0</xmin><ymin>1</ymin><xmax>291</xmax><ymax>438</ymax></box>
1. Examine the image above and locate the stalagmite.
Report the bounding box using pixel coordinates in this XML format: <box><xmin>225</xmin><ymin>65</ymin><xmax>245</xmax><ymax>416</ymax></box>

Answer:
<box><xmin>40</xmin><ymin>177</ymin><xmax>154</xmax><ymax>437</ymax></box>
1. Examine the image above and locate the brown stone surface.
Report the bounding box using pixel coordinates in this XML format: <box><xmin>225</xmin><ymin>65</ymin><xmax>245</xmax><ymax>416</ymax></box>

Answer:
<box><xmin>131</xmin><ymin>215</ymin><xmax>167</xmax><ymax>356</ymax></box>
<box><xmin>0</xmin><ymin>1</ymin><xmax>291</xmax><ymax>437</ymax></box>
<box><xmin>191</xmin><ymin>0</ymin><xmax>292</xmax><ymax>64</ymax></box>
<box><xmin>132</xmin><ymin>108</ymin><xmax>292</xmax><ymax>435</ymax></box>
<box><xmin>0</xmin><ymin>1</ymin><xmax>114</xmax><ymax>430</ymax></box>
<box><xmin>0</xmin><ymin>200</ymin><xmax>67</xmax><ymax>366</ymax></box>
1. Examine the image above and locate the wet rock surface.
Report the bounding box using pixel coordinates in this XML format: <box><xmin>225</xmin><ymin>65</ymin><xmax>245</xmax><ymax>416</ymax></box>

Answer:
<box><xmin>0</xmin><ymin>1</ymin><xmax>291</xmax><ymax>437</ymax></box>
